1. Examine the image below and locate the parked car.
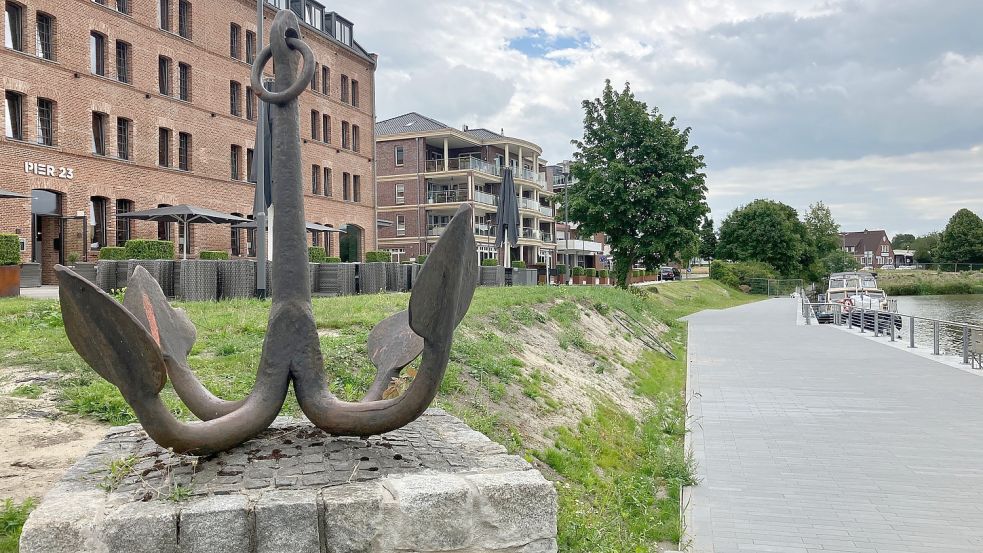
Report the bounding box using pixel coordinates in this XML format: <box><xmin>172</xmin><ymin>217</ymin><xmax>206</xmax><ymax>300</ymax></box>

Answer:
<box><xmin>659</xmin><ymin>267</ymin><xmax>676</xmax><ymax>281</ymax></box>
<box><xmin>880</xmin><ymin>264</ymin><xmax>895</xmax><ymax>270</ymax></box>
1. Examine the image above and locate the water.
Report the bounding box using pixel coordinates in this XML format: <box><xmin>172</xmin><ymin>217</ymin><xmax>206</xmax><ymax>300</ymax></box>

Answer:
<box><xmin>893</xmin><ymin>295</ymin><xmax>983</xmax><ymax>356</ymax></box>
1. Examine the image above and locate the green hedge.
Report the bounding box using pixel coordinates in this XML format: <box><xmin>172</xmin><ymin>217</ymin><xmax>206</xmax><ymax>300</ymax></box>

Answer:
<box><xmin>556</xmin><ymin>264</ymin><xmax>567</xmax><ymax>275</ymax></box>
<box><xmin>0</xmin><ymin>234</ymin><xmax>19</xmax><ymax>266</ymax></box>
<box><xmin>124</xmin><ymin>239</ymin><xmax>174</xmax><ymax>260</ymax></box>
<box><xmin>709</xmin><ymin>260</ymin><xmax>779</xmax><ymax>289</ymax></box>
<box><xmin>481</xmin><ymin>258</ymin><xmax>499</xmax><ymax>266</ymax></box>
<box><xmin>511</xmin><ymin>260</ymin><xmax>526</xmax><ymax>269</ymax></box>
<box><xmin>599</xmin><ymin>269</ymin><xmax>609</xmax><ymax>278</ymax></box>
<box><xmin>572</xmin><ymin>266</ymin><xmax>585</xmax><ymax>276</ymax></box>
<box><xmin>309</xmin><ymin>247</ymin><xmax>328</xmax><ymax>263</ymax></box>
<box><xmin>415</xmin><ymin>255</ymin><xmax>428</xmax><ymax>265</ymax></box>
<box><xmin>585</xmin><ymin>268</ymin><xmax>596</xmax><ymax>277</ymax></box>
<box><xmin>365</xmin><ymin>251</ymin><xmax>391</xmax><ymax>263</ymax></box>
<box><xmin>98</xmin><ymin>246</ymin><xmax>127</xmax><ymax>260</ymax></box>
<box><xmin>199</xmin><ymin>250</ymin><xmax>229</xmax><ymax>260</ymax></box>
<box><xmin>324</xmin><ymin>256</ymin><xmax>341</xmax><ymax>264</ymax></box>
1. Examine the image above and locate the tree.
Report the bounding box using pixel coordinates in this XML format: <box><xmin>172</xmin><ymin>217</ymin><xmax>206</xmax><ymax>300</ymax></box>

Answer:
<box><xmin>568</xmin><ymin>81</ymin><xmax>708</xmax><ymax>287</ymax></box>
<box><xmin>699</xmin><ymin>217</ymin><xmax>718</xmax><ymax>260</ymax></box>
<box><xmin>716</xmin><ymin>199</ymin><xmax>813</xmax><ymax>277</ymax></box>
<box><xmin>912</xmin><ymin>232</ymin><xmax>940</xmax><ymax>263</ymax></box>
<box><xmin>892</xmin><ymin>233</ymin><xmax>916</xmax><ymax>250</ymax></box>
<box><xmin>821</xmin><ymin>249</ymin><xmax>861</xmax><ymax>274</ymax></box>
<box><xmin>803</xmin><ymin>202</ymin><xmax>840</xmax><ymax>257</ymax></box>
<box><xmin>937</xmin><ymin>209</ymin><xmax>983</xmax><ymax>263</ymax></box>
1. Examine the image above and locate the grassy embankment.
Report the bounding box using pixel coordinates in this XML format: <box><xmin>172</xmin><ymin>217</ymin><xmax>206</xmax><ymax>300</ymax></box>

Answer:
<box><xmin>877</xmin><ymin>269</ymin><xmax>983</xmax><ymax>296</ymax></box>
<box><xmin>0</xmin><ymin>280</ymin><xmax>757</xmax><ymax>552</ymax></box>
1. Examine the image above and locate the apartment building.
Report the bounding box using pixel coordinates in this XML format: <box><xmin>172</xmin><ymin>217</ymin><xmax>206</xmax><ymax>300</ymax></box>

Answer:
<box><xmin>375</xmin><ymin>112</ymin><xmax>556</xmax><ymax>264</ymax></box>
<box><xmin>1</xmin><ymin>0</ymin><xmax>376</xmax><ymax>283</ymax></box>
<box><xmin>548</xmin><ymin>160</ymin><xmax>609</xmax><ymax>269</ymax></box>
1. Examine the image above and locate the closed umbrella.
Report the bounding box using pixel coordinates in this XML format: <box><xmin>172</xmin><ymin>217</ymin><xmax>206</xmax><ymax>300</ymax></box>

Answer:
<box><xmin>495</xmin><ymin>167</ymin><xmax>520</xmax><ymax>268</ymax></box>
<box><xmin>118</xmin><ymin>204</ymin><xmax>248</xmax><ymax>259</ymax></box>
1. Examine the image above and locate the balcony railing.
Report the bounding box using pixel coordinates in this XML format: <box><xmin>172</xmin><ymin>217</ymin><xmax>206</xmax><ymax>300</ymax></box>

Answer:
<box><xmin>541</xmin><ymin>232</ymin><xmax>554</xmax><ymax>243</ymax></box>
<box><xmin>425</xmin><ymin>157</ymin><xmax>503</xmax><ymax>176</ymax></box>
<box><xmin>517</xmin><ymin>168</ymin><xmax>547</xmax><ymax>186</ymax></box>
<box><xmin>519</xmin><ymin>197</ymin><xmax>539</xmax><ymax>211</ymax></box>
<box><xmin>474</xmin><ymin>190</ymin><xmax>498</xmax><ymax>205</ymax></box>
<box><xmin>538</xmin><ymin>205</ymin><xmax>553</xmax><ymax>217</ymax></box>
<box><xmin>474</xmin><ymin>224</ymin><xmax>497</xmax><ymax>237</ymax></box>
<box><xmin>521</xmin><ymin>228</ymin><xmax>541</xmax><ymax>240</ymax></box>
<box><xmin>427</xmin><ymin>190</ymin><xmax>468</xmax><ymax>203</ymax></box>
<box><xmin>427</xmin><ymin>225</ymin><xmax>448</xmax><ymax>237</ymax></box>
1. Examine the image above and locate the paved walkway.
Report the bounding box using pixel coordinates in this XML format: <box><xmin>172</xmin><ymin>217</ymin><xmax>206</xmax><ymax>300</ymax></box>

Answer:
<box><xmin>18</xmin><ymin>285</ymin><xmax>59</xmax><ymax>299</ymax></box>
<box><xmin>685</xmin><ymin>299</ymin><xmax>983</xmax><ymax>553</ymax></box>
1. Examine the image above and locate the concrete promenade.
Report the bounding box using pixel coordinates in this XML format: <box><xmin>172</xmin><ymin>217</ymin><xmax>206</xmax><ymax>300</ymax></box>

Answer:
<box><xmin>685</xmin><ymin>298</ymin><xmax>983</xmax><ymax>553</ymax></box>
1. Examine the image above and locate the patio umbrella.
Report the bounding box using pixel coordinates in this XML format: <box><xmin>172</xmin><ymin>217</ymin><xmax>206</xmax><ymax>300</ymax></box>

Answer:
<box><xmin>495</xmin><ymin>167</ymin><xmax>520</xmax><ymax>268</ymax></box>
<box><xmin>118</xmin><ymin>204</ymin><xmax>248</xmax><ymax>259</ymax></box>
<box><xmin>0</xmin><ymin>188</ymin><xmax>29</xmax><ymax>199</ymax></box>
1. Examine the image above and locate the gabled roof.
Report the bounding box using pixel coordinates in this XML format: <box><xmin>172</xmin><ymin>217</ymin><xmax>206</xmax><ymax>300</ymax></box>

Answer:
<box><xmin>375</xmin><ymin>112</ymin><xmax>452</xmax><ymax>136</ymax></box>
<box><xmin>840</xmin><ymin>230</ymin><xmax>890</xmax><ymax>251</ymax></box>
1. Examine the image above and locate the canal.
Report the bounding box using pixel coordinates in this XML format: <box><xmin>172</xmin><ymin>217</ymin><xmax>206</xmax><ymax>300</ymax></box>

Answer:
<box><xmin>894</xmin><ymin>295</ymin><xmax>983</xmax><ymax>355</ymax></box>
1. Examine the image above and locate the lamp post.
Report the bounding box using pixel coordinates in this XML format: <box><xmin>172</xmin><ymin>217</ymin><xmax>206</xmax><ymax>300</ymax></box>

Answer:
<box><xmin>253</xmin><ymin>0</ymin><xmax>268</xmax><ymax>297</ymax></box>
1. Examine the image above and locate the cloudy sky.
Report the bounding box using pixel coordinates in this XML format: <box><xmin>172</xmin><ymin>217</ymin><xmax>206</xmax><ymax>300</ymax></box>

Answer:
<box><xmin>343</xmin><ymin>0</ymin><xmax>983</xmax><ymax>236</ymax></box>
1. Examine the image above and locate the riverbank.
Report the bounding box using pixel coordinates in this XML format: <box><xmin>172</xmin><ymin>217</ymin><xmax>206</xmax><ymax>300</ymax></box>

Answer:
<box><xmin>877</xmin><ymin>269</ymin><xmax>983</xmax><ymax>296</ymax></box>
<box><xmin>0</xmin><ymin>281</ymin><xmax>759</xmax><ymax>552</ymax></box>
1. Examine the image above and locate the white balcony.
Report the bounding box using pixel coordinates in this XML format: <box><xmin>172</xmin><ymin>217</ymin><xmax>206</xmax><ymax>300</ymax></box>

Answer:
<box><xmin>538</xmin><ymin>205</ymin><xmax>553</xmax><ymax>217</ymax></box>
<box><xmin>474</xmin><ymin>190</ymin><xmax>498</xmax><ymax>205</ymax></box>
<box><xmin>519</xmin><ymin>197</ymin><xmax>539</xmax><ymax>211</ymax></box>
<box><xmin>427</xmin><ymin>189</ymin><xmax>468</xmax><ymax>203</ymax></box>
<box><xmin>427</xmin><ymin>225</ymin><xmax>448</xmax><ymax>237</ymax></box>
<box><xmin>425</xmin><ymin>157</ymin><xmax>503</xmax><ymax>176</ymax></box>
<box><xmin>557</xmin><ymin>239</ymin><xmax>604</xmax><ymax>254</ymax></box>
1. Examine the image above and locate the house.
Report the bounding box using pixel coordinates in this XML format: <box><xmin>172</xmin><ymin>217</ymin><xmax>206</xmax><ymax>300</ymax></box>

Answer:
<box><xmin>894</xmin><ymin>249</ymin><xmax>916</xmax><ymax>266</ymax></box>
<box><xmin>840</xmin><ymin>230</ymin><xmax>894</xmax><ymax>268</ymax></box>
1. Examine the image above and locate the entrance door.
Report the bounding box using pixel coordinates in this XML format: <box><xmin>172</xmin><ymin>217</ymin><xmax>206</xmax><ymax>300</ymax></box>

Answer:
<box><xmin>339</xmin><ymin>224</ymin><xmax>362</xmax><ymax>262</ymax></box>
<box><xmin>31</xmin><ymin>189</ymin><xmax>63</xmax><ymax>284</ymax></box>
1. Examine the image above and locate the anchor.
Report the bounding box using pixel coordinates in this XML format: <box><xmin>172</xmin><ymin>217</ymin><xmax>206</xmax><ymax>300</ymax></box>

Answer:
<box><xmin>53</xmin><ymin>10</ymin><xmax>478</xmax><ymax>455</ymax></box>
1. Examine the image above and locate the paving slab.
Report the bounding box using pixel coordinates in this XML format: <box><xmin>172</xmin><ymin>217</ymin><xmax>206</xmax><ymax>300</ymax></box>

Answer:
<box><xmin>685</xmin><ymin>298</ymin><xmax>983</xmax><ymax>553</ymax></box>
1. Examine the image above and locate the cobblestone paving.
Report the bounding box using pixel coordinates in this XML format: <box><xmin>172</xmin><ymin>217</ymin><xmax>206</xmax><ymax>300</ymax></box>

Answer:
<box><xmin>88</xmin><ymin>410</ymin><xmax>495</xmax><ymax>503</ymax></box>
<box><xmin>686</xmin><ymin>299</ymin><xmax>983</xmax><ymax>553</ymax></box>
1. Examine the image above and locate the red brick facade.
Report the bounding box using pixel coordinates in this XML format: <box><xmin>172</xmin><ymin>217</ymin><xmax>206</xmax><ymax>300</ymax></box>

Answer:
<box><xmin>1</xmin><ymin>0</ymin><xmax>376</xmax><ymax>282</ymax></box>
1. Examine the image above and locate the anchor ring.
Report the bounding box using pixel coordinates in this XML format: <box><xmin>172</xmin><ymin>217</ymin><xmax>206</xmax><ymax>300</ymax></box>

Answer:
<box><xmin>250</xmin><ymin>36</ymin><xmax>316</xmax><ymax>105</ymax></box>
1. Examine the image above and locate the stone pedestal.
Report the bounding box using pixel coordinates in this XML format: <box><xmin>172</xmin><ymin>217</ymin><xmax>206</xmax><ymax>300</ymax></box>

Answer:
<box><xmin>20</xmin><ymin>409</ymin><xmax>557</xmax><ymax>553</ymax></box>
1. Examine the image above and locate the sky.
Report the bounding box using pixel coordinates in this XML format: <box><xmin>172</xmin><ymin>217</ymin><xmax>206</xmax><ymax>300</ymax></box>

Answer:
<box><xmin>341</xmin><ymin>0</ymin><xmax>983</xmax><ymax>236</ymax></box>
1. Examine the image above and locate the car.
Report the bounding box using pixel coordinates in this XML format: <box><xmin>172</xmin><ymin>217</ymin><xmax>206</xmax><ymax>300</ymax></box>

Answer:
<box><xmin>659</xmin><ymin>267</ymin><xmax>676</xmax><ymax>281</ymax></box>
<box><xmin>880</xmin><ymin>264</ymin><xmax>895</xmax><ymax>270</ymax></box>
<box><xmin>897</xmin><ymin>265</ymin><xmax>916</xmax><ymax>270</ymax></box>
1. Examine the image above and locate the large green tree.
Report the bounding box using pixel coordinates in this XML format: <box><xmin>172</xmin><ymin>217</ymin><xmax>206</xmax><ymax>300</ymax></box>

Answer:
<box><xmin>716</xmin><ymin>199</ymin><xmax>814</xmax><ymax>276</ymax></box>
<box><xmin>912</xmin><ymin>232</ymin><xmax>940</xmax><ymax>263</ymax></box>
<box><xmin>803</xmin><ymin>202</ymin><xmax>841</xmax><ymax>257</ymax></box>
<box><xmin>699</xmin><ymin>217</ymin><xmax>718</xmax><ymax>260</ymax></box>
<box><xmin>892</xmin><ymin>233</ymin><xmax>916</xmax><ymax>250</ymax></box>
<box><xmin>568</xmin><ymin>81</ymin><xmax>708</xmax><ymax>287</ymax></box>
<box><xmin>937</xmin><ymin>209</ymin><xmax>983</xmax><ymax>263</ymax></box>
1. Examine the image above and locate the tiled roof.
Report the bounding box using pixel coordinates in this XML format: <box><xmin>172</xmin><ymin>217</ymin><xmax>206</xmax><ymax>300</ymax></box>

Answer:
<box><xmin>375</xmin><ymin>112</ymin><xmax>452</xmax><ymax>136</ymax></box>
<box><xmin>840</xmin><ymin>230</ymin><xmax>890</xmax><ymax>252</ymax></box>
<box><xmin>464</xmin><ymin>128</ymin><xmax>505</xmax><ymax>141</ymax></box>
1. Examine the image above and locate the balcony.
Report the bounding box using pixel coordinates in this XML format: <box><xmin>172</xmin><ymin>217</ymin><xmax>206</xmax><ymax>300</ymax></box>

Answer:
<box><xmin>517</xmin><ymin>167</ymin><xmax>547</xmax><ymax>186</ymax></box>
<box><xmin>474</xmin><ymin>223</ymin><xmax>497</xmax><ymax>237</ymax></box>
<box><xmin>557</xmin><ymin>239</ymin><xmax>604</xmax><ymax>254</ymax></box>
<box><xmin>427</xmin><ymin>224</ymin><xmax>448</xmax><ymax>237</ymax></box>
<box><xmin>538</xmin><ymin>205</ymin><xmax>553</xmax><ymax>217</ymax></box>
<box><xmin>427</xmin><ymin>190</ymin><xmax>468</xmax><ymax>204</ymax></box>
<box><xmin>521</xmin><ymin>228</ymin><xmax>541</xmax><ymax>240</ymax></box>
<box><xmin>519</xmin><ymin>197</ymin><xmax>540</xmax><ymax>211</ymax></box>
<box><xmin>541</xmin><ymin>232</ymin><xmax>554</xmax><ymax>243</ymax></box>
<box><xmin>425</xmin><ymin>157</ymin><xmax>503</xmax><ymax>176</ymax></box>
<box><xmin>474</xmin><ymin>190</ymin><xmax>498</xmax><ymax>205</ymax></box>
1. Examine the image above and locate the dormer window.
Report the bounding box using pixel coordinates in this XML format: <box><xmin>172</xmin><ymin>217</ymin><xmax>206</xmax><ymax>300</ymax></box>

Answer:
<box><xmin>335</xmin><ymin>19</ymin><xmax>351</xmax><ymax>46</ymax></box>
<box><xmin>303</xmin><ymin>1</ymin><xmax>323</xmax><ymax>30</ymax></box>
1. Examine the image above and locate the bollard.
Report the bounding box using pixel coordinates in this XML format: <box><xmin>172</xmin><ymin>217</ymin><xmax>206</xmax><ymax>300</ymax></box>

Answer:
<box><xmin>890</xmin><ymin>313</ymin><xmax>895</xmax><ymax>342</ymax></box>
<box><xmin>848</xmin><ymin>308</ymin><xmax>853</xmax><ymax>330</ymax></box>
<box><xmin>860</xmin><ymin>307</ymin><xmax>865</xmax><ymax>333</ymax></box>
<box><xmin>933</xmin><ymin>321</ymin><xmax>940</xmax><ymax>355</ymax></box>
<box><xmin>874</xmin><ymin>311</ymin><xmax>879</xmax><ymax>337</ymax></box>
<box><xmin>909</xmin><ymin>316</ymin><xmax>915</xmax><ymax>348</ymax></box>
<box><xmin>964</xmin><ymin>325</ymin><xmax>970</xmax><ymax>365</ymax></box>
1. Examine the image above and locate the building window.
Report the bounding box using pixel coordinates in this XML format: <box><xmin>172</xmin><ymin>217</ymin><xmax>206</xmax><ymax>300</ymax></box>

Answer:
<box><xmin>115</xmin><ymin>40</ymin><xmax>130</xmax><ymax>83</ymax></box>
<box><xmin>178</xmin><ymin>0</ymin><xmax>191</xmax><ymax>39</ymax></box>
<box><xmin>311</xmin><ymin>110</ymin><xmax>319</xmax><ymax>140</ymax></box>
<box><xmin>342</xmin><ymin>172</ymin><xmax>350</xmax><ymax>201</ymax></box>
<box><xmin>322</xmin><ymin>114</ymin><xmax>330</xmax><ymax>143</ymax></box>
<box><xmin>303</xmin><ymin>1</ymin><xmax>323</xmax><ymax>30</ymax></box>
<box><xmin>311</xmin><ymin>164</ymin><xmax>320</xmax><ymax>194</ymax></box>
<box><xmin>91</xmin><ymin>112</ymin><xmax>107</xmax><ymax>155</ymax></box>
<box><xmin>246</xmin><ymin>148</ymin><xmax>255</xmax><ymax>182</ymax></box>
<box><xmin>178</xmin><ymin>62</ymin><xmax>191</xmax><ymax>101</ymax></box>
<box><xmin>245</xmin><ymin>30</ymin><xmax>256</xmax><ymax>63</ymax></box>
<box><xmin>352</xmin><ymin>125</ymin><xmax>360</xmax><ymax>152</ymax></box>
<box><xmin>340</xmin><ymin>74</ymin><xmax>349</xmax><ymax>103</ymax></box>
<box><xmin>321</xmin><ymin>66</ymin><xmax>329</xmax><ymax>95</ymax></box>
<box><xmin>90</xmin><ymin>32</ymin><xmax>106</xmax><ymax>75</ymax></box>
<box><xmin>4</xmin><ymin>2</ymin><xmax>23</xmax><ymax>51</ymax></box>
<box><xmin>35</xmin><ymin>12</ymin><xmax>54</xmax><ymax>60</ymax></box>
<box><xmin>310</xmin><ymin>63</ymin><xmax>318</xmax><ymax>91</ymax></box>
<box><xmin>159</xmin><ymin>0</ymin><xmax>170</xmax><ymax>31</ymax></box>
<box><xmin>246</xmin><ymin>87</ymin><xmax>255</xmax><ymax>120</ymax></box>
<box><xmin>334</xmin><ymin>18</ymin><xmax>351</xmax><ymax>46</ymax></box>
<box><xmin>322</xmin><ymin>167</ymin><xmax>331</xmax><ymax>196</ymax></box>
<box><xmin>351</xmin><ymin>79</ymin><xmax>359</xmax><ymax>107</ymax></box>
<box><xmin>229</xmin><ymin>23</ymin><xmax>241</xmax><ymax>59</ymax></box>
<box><xmin>178</xmin><ymin>131</ymin><xmax>191</xmax><ymax>171</ymax></box>
<box><xmin>4</xmin><ymin>91</ymin><xmax>23</xmax><ymax>139</ymax></box>
<box><xmin>116</xmin><ymin>117</ymin><xmax>131</xmax><ymax>160</ymax></box>
<box><xmin>230</xmin><ymin>212</ymin><xmax>242</xmax><ymax>255</ymax></box>
<box><xmin>158</xmin><ymin>56</ymin><xmax>172</xmax><ymax>95</ymax></box>
<box><xmin>116</xmin><ymin>0</ymin><xmax>129</xmax><ymax>15</ymax></box>
<box><xmin>395</xmin><ymin>183</ymin><xmax>404</xmax><ymax>204</ymax></box>
<box><xmin>91</xmin><ymin>197</ymin><xmax>108</xmax><ymax>248</ymax></box>
<box><xmin>353</xmin><ymin>175</ymin><xmax>361</xmax><ymax>202</ymax></box>
<box><xmin>158</xmin><ymin>127</ymin><xmax>172</xmax><ymax>166</ymax></box>
<box><xmin>396</xmin><ymin>215</ymin><xmax>405</xmax><ymax>237</ymax></box>
<box><xmin>395</xmin><ymin>146</ymin><xmax>404</xmax><ymax>166</ymax></box>
<box><xmin>230</xmin><ymin>144</ymin><xmax>241</xmax><ymax>179</ymax></box>
<box><xmin>36</xmin><ymin>98</ymin><xmax>54</xmax><ymax>146</ymax></box>
<box><xmin>341</xmin><ymin>120</ymin><xmax>350</xmax><ymax>149</ymax></box>
<box><xmin>230</xmin><ymin>80</ymin><xmax>241</xmax><ymax>116</ymax></box>
<box><xmin>157</xmin><ymin>204</ymin><xmax>172</xmax><ymax>240</ymax></box>
<box><xmin>116</xmin><ymin>199</ymin><xmax>133</xmax><ymax>246</ymax></box>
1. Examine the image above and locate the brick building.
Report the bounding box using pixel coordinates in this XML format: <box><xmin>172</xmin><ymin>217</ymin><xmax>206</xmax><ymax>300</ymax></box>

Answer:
<box><xmin>1</xmin><ymin>0</ymin><xmax>376</xmax><ymax>283</ymax></box>
<box><xmin>375</xmin><ymin>112</ymin><xmax>556</xmax><ymax>265</ymax></box>
<box><xmin>548</xmin><ymin>160</ymin><xmax>609</xmax><ymax>270</ymax></box>
<box><xmin>840</xmin><ymin>229</ymin><xmax>894</xmax><ymax>268</ymax></box>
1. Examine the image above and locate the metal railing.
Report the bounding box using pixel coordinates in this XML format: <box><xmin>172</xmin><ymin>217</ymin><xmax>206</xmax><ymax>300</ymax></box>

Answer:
<box><xmin>749</xmin><ymin>278</ymin><xmax>805</xmax><ymax>297</ymax></box>
<box><xmin>474</xmin><ymin>224</ymin><xmax>496</xmax><ymax>237</ymax></box>
<box><xmin>538</xmin><ymin>205</ymin><xmax>554</xmax><ymax>217</ymax></box>
<box><xmin>800</xmin><ymin>297</ymin><xmax>983</xmax><ymax>366</ymax></box>
<box><xmin>519</xmin><ymin>197</ymin><xmax>539</xmax><ymax>211</ymax></box>
<box><xmin>424</xmin><ymin>157</ymin><xmax>503</xmax><ymax>176</ymax></box>
<box><xmin>427</xmin><ymin>225</ymin><xmax>448</xmax><ymax>237</ymax></box>
<box><xmin>427</xmin><ymin>190</ymin><xmax>468</xmax><ymax>203</ymax></box>
<box><xmin>474</xmin><ymin>190</ymin><xmax>497</xmax><ymax>205</ymax></box>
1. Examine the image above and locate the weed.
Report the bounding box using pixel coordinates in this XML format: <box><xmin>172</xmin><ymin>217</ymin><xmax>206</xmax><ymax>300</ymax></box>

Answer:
<box><xmin>10</xmin><ymin>384</ymin><xmax>42</xmax><ymax>399</ymax></box>
<box><xmin>0</xmin><ymin>498</ymin><xmax>35</xmax><ymax>553</ymax></box>
<box><xmin>100</xmin><ymin>456</ymin><xmax>138</xmax><ymax>492</ymax></box>
<box><xmin>166</xmin><ymin>483</ymin><xmax>192</xmax><ymax>502</ymax></box>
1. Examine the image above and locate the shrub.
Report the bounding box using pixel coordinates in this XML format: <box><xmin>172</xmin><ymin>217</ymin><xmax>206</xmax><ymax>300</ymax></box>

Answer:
<box><xmin>0</xmin><ymin>234</ymin><xmax>19</xmax><ymax>266</ymax></box>
<box><xmin>98</xmin><ymin>246</ymin><xmax>127</xmax><ymax>260</ymax></box>
<box><xmin>481</xmin><ymin>258</ymin><xmax>499</xmax><ymax>266</ymax></box>
<box><xmin>511</xmin><ymin>260</ymin><xmax>526</xmax><ymax>268</ymax></box>
<box><xmin>124</xmin><ymin>239</ymin><xmax>174</xmax><ymax>260</ymax></box>
<box><xmin>710</xmin><ymin>260</ymin><xmax>778</xmax><ymax>289</ymax></box>
<box><xmin>585</xmin><ymin>268</ymin><xmax>596</xmax><ymax>277</ymax></box>
<box><xmin>599</xmin><ymin>269</ymin><xmax>609</xmax><ymax>278</ymax></box>
<box><xmin>324</xmin><ymin>256</ymin><xmax>341</xmax><ymax>264</ymax></box>
<box><xmin>556</xmin><ymin>264</ymin><xmax>567</xmax><ymax>275</ymax></box>
<box><xmin>308</xmin><ymin>247</ymin><xmax>328</xmax><ymax>263</ymax></box>
<box><xmin>572</xmin><ymin>266</ymin><xmax>585</xmax><ymax>276</ymax></box>
<box><xmin>365</xmin><ymin>251</ymin><xmax>392</xmax><ymax>262</ymax></box>
<box><xmin>199</xmin><ymin>250</ymin><xmax>229</xmax><ymax>260</ymax></box>
<box><xmin>415</xmin><ymin>255</ymin><xmax>428</xmax><ymax>265</ymax></box>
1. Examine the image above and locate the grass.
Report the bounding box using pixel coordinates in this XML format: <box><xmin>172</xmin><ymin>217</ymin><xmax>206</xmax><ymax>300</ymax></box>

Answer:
<box><xmin>0</xmin><ymin>280</ymin><xmax>759</xmax><ymax>551</ymax></box>
<box><xmin>877</xmin><ymin>269</ymin><xmax>983</xmax><ymax>296</ymax></box>
<box><xmin>0</xmin><ymin>499</ymin><xmax>34</xmax><ymax>553</ymax></box>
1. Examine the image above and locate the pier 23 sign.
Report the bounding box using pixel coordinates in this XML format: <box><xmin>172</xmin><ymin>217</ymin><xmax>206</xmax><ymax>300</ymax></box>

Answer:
<box><xmin>24</xmin><ymin>161</ymin><xmax>74</xmax><ymax>180</ymax></box>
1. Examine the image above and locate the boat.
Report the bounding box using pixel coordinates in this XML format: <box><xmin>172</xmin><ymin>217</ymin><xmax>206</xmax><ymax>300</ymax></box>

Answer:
<box><xmin>816</xmin><ymin>271</ymin><xmax>901</xmax><ymax>330</ymax></box>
